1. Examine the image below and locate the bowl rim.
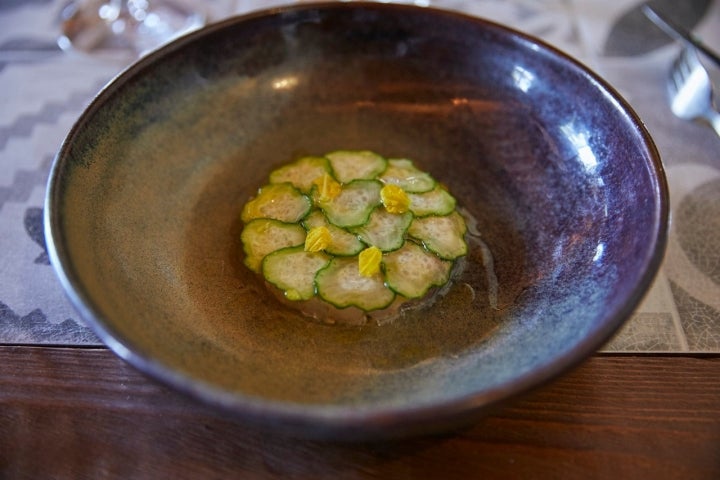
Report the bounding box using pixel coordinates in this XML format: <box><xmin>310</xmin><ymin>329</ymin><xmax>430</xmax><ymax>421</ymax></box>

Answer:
<box><xmin>44</xmin><ymin>1</ymin><xmax>669</xmax><ymax>440</ymax></box>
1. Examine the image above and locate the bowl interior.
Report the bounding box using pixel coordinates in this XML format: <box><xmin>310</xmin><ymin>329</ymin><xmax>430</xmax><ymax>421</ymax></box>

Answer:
<box><xmin>48</xmin><ymin>3</ymin><xmax>666</xmax><ymax>435</ymax></box>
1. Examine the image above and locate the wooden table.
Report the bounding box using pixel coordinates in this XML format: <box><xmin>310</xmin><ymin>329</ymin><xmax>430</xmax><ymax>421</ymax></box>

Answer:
<box><xmin>2</xmin><ymin>347</ymin><xmax>718</xmax><ymax>479</ymax></box>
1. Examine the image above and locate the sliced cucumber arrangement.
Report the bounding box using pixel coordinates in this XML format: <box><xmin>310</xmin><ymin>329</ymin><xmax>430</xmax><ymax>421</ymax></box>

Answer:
<box><xmin>326</xmin><ymin>150</ymin><xmax>387</xmax><ymax>183</ymax></box>
<box><xmin>408</xmin><ymin>211</ymin><xmax>468</xmax><ymax>260</ymax></box>
<box><xmin>351</xmin><ymin>207</ymin><xmax>412</xmax><ymax>252</ymax></box>
<box><xmin>241</xmin><ymin>219</ymin><xmax>306</xmax><ymax>272</ymax></box>
<box><xmin>318</xmin><ymin>179</ymin><xmax>382</xmax><ymax>228</ymax></box>
<box><xmin>384</xmin><ymin>242</ymin><xmax>453</xmax><ymax>298</ymax></box>
<box><xmin>316</xmin><ymin>257</ymin><xmax>395</xmax><ymax>311</ymax></box>
<box><xmin>262</xmin><ymin>246</ymin><xmax>330</xmax><ymax>301</ymax></box>
<box><xmin>407</xmin><ymin>185</ymin><xmax>457</xmax><ymax>217</ymax></box>
<box><xmin>239</xmin><ymin>150</ymin><xmax>469</xmax><ymax>320</ymax></box>
<box><xmin>302</xmin><ymin>210</ymin><xmax>365</xmax><ymax>256</ymax></box>
<box><xmin>241</xmin><ymin>183</ymin><xmax>311</xmax><ymax>223</ymax></box>
<box><xmin>379</xmin><ymin>158</ymin><xmax>436</xmax><ymax>193</ymax></box>
<box><xmin>269</xmin><ymin>156</ymin><xmax>330</xmax><ymax>194</ymax></box>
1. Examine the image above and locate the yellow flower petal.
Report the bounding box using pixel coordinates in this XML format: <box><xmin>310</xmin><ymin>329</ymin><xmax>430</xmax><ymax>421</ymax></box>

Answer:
<box><xmin>312</xmin><ymin>173</ymin><xmax>341</xmax><ymax>203</ymax></box>
<box><xmin>381</xmin><ymin>184</ymin><xmax>410</xmax><ymax>214</ymax></box>
<box><xmin>358</xmin><ymin>246</ymin><xmax>382</xmax><ymax>277</ymax></box>
<box><xmin>305</xmin><ymin>226</ymin><xmax>331</xmax><ymax>252</ymax></box>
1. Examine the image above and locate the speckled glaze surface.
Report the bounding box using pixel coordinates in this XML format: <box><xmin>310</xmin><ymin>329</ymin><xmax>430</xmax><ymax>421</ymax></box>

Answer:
<box><xmin>45</xmin><ymin>2</ymin><xmax>667</xmax><ymax>440</ymax></box>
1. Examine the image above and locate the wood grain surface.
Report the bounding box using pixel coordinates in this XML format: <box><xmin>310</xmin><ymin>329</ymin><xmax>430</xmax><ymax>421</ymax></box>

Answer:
<box><xmin>1</xmin><ymin>346</ymin><xmax>719</xmax><ymax>479</ymax></box>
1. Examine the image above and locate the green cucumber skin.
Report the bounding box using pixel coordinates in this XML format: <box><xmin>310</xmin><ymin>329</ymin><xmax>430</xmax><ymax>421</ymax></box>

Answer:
<box><xmin>408</xmin><ymin>186</ymin><xmax>457</xmax><ymax>217</ymax></box>
<box><xmin>383</xmin><ymin>242</ymin><xmax>452</xmax><ymax>299</ymax></box>
<box><xmin>351</xmin><ymin>207</ymin><xmax>412</xmax><ymax>253</ymax></box>
<box><xmin>241</xmin><ymin>183</ymin><xmax>311</xmax><ymax>224</ymax></box>
<box><xmin>379</xmin><ymin>159</ymin><xmax>436</xmax><ymax>193</ymax></box>
<box><xmin>319</xmin><ymin>179</ymin><xmax>382</xmax><ymax>228</ymax></box>
<box><xmin>262</xmin><ymin>246</ymin><xmax>330</xmax><ymax>300</ymax></box>
<box><xmin>325</xmin><ymin>150</ymin><xmax>388</xmax><ymax>183</ymax></box>
<box><xmin>240</xmin><ymin>219</ymin><xmax>307</xmax><ymax>273</ymax></box>
<box><xmin>408</xmin><ymin>211</ymin><xmax>468</xmax><ymax>260</ymax></box>
<box><xmin>302</xmin><ymin>210</ymin><xmax>365</xmax><ymax>256</ymax></box>
<box><xmin>269</xmin><ymin>156</ymin><xmax>331</xmax><ymax>194</ymax></box>
<box><xmin>315</xmin><ymin>257</ymin><xmax>395</xmax><ymax>311</ymax></box>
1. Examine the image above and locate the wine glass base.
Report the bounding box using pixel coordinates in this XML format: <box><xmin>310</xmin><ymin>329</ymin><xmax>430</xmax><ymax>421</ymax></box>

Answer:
<box><xmin>58</xmin><ymin>0</ymin><xmax>206</xmax><ymax>55</ymax></box>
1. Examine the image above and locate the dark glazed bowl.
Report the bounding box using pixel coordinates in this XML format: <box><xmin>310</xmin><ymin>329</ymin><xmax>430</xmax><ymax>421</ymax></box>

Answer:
<box><xmin>45</xmin><ymin>2</ymin><xmax>668</xmax><ymax>440</ymax></box>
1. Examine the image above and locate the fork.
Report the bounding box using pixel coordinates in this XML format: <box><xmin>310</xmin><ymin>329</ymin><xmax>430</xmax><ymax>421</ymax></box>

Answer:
<box><xmin>667</xmin><ymin>46</ymin><xmax>720</xmax><ymax>137</ymax></box>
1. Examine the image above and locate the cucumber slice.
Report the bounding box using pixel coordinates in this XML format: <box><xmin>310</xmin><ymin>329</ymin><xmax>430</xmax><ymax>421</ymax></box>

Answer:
<box><xmin>315</xmin><ymin>257</ymin><xmax>395</xmax><ymax>311</ymax></box>
<box><xmin>319</xmin><ymin>179</ymin><xmax>382</xmax><ymax>228</ymax></box>
<box><xmin>262</xmin><ymin>246</ymin><xmax>330</xmax><ymax>301</ymax></box>
<box><xmin>325</xmin><ymin>150</ymin><xmax>388</xmax><ymax>183</ymax></box>
<box><xmin>240</xmin><ymin>219</ymin><xmax>306</xmax><ymax>272</ymax></box>
<box><xmin>384</xmin><ymin>242</ymin><xmax>453</xmax><ymax>298</ymax></box>
<box><xmin>408</xmin><ymin>185</ymin><xmax>457</xmax><ymax>217</ymax></box>
<box><xmin>302</xmin><ymin>210</ymin><xmax>365</xmax><ymax>256</ymax></box>
<box><xmin>269</xmin><ymin>156</ymin><xmax>331</xmax><ymax>194</ymax></box>
<box><xmin>408</xmin><ymin>211</ymin><xmax>468</xmax><ymax>260</ymax></box>
<box><xmin>351</xmin><ymin>206</ymin><xmax>412</xmax><ymax>252</ymax></box>
<box><xmin>241</xmin><ymin>183</ymin><xmax>311</xmax><ymax>223</ymax></box>
<box><xmin>379</xmin><ymin>158</ymin><xmax>436</xmax><ymax>193</ymax></box>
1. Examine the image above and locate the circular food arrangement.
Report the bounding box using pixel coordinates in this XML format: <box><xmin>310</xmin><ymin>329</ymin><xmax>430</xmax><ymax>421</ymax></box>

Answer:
<box><xmin>240</xmin><ymin>150</ymin><xmax>469</xmax><ymax>325</ymax></box>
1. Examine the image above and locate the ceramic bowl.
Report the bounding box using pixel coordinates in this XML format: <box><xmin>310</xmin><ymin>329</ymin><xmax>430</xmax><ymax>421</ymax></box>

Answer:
<box><xmin>45</xmin><ymin>2</ymin><xmax>668</xmax><ymax>440</ymax></box>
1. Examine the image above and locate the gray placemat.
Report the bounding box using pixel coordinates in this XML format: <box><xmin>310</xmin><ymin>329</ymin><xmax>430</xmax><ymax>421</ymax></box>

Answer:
<box><xmin>1</xmin><ymin>0</ymin><xmax>718</xmax><ymax>352</ymax></box>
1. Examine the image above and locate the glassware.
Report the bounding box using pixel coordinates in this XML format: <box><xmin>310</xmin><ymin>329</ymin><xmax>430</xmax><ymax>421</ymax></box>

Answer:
<box><xmin>58</xmin><ymin>0</ymin><xmax>206</xmax><ymax>55</ymax></box>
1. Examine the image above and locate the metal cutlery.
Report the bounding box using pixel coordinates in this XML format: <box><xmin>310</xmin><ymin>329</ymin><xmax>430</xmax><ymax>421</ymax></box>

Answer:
<box><xmin>642</xmin><ymin>4</ymin><xmax>720</xmax><ymax>67</ymax></box>
<box><xmin>667</xmin><ymin>46</ymin><xmax>720</xmax><ymax>137</ymax></box>
<box><xmin>643</xmin><ymin>4</ymin><xmax>720</xmax><ymax>136</ymax></box>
